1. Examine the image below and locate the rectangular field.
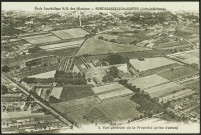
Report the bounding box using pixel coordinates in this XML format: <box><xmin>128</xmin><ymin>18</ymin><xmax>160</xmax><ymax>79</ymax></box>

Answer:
<box><xmin>22</xmin><ymin>33</ymin><xmax>61</xmax><ymax>44</ymax></box>
<box><xmin>157</xmin><ymin>66</ymin><xmax>199</xmax><ymax>81</ymax></box>
<box><xmin>39</xmin><ymin>39</ymin><xmax>84</xmax><ymax>51</ymax></box>
<box><xmin>144</xmin><ymin>82</ymin><xmax>182</xmax><ymax>98</ymax></box>
<box><xmin>156</xmin><ymin>40</ymin><xmax>190</xmax><ymax>49</ymax></box>
<box><xmin>159</xmin><ymin>89</ymin><xmax>196</xmax><ymax>102</ymax></box>
<box><xmin>92</xmin><ymin>83</ymin><xmax>124</xmax><ymax>94</ymax></box>
<box><xmin>167</xmin><ymin>49</ymin><xmax>199</xmax><ymax>65</ymax></box>
<box><xmin>51</xmin><ymin>28</ymin><xmax>89</xmax><ymax>40</ymax></box>
<box><xmin>83</xmin><ymin>97</ymin><xmax>142</xmax><ymax>123</ymax></box>
<box><xmin>129</xmin><ymin>57</ymin><xmax>180</xmax><ymax>72</ymax></box>
<box><xmin>128</xmin><ymin>74</ymin><xmax>169</xmax><ymax>90</ymax></box>
<box><xmin>98</xmin><ymin>89</ymin><xmax>133</xmax><ymax>100</ymax></box>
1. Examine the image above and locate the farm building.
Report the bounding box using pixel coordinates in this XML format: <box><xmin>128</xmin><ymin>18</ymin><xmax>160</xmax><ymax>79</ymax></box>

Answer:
<box><xmin>92</xmin><ymin>82</ymin><xmax>133</xmax><ymax>100</ymax></box>
<box><xmin>85</xmin><ymin>64</ymin><xmax>128</xmax><ymax>82</ymax></box>
<box><xmin>128</xmin><ymin>57</ymin><xmax>179</xmax><ymax>72</ymax></box>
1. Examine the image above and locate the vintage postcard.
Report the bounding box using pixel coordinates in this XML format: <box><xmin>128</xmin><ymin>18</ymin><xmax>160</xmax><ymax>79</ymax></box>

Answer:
<box><xmin>1</xmin><ymin>2</ymin><xmax>200</xmax><ymax>134</ymax></box>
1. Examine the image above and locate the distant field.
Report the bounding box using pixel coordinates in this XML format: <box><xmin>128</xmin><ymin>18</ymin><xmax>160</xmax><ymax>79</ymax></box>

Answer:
<box><xmin>157</xmin><ymin>66</ymin><xmax>199</xmax><ymax>81</ymax></box>
<box><xmin>95</xmin><ymin>33</ymin><xmax>118</xmax><ymax>40</ymax></box>
<box><xmin>22</xmin><ymin>33</ymin><xmax>61</xmax><ymax>45</ymax></box>
<box><xmin>154</xmin><ymin>37</ymin><xmax>174</xmax><ymax>46</ymax></box>
<box><xmin>116</xmin><ymin>36</ymin><xmax>137</xmax><ymax>43</ymax></box>
<box><xmin>155</xmin><ymin>40</ymin><xmax>190</xmax><ymax>49</ymax></box>
<box><xmin>76</xmin><ymin>38</ymin><xmax>151</xmax><ymax>56</ymax></box>
<box><xmin>167</xmin><ymin>49</ymin><xmax>199</xmax><ymax>65</ymax></box>
<box><xmin>39</xmin><ymin>40</ymin><xmax>84</xmax><ymax>51</ymax></box>
<box><xmin>144</xmin><ymin>82</ymin><xmax>182</xmax><ymax>98</ymax></box>
<box><xmin>51</xmin><ymin>28</ymin><xmax>89</xmax><ymax>40</ymax></box>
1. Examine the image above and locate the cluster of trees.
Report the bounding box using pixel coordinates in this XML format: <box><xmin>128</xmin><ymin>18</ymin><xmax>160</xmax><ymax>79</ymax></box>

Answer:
<box><xmin>102</xmin><ymin>66</ymin><xmax>118</xmax><ymax>82</ymax></box>
<box><xmin>102</xmin><ymin>54</ymin><xmax>127</xmax><ymax>65</ymax></box>
<box><xmin>21</xmin><ymin>77</ymin><xmax>54</xmax><ymax>84</ymax></box>
<box><xmin>2</xmin><ymin>85</ymin><xmax>9</xmax><ymax>95</ymax></box>
<box><xmin>28</xmin><ymin>47</ymin><xmax>43</xmax><ymax>54</ymax></box>
<box><xmin>55</xmin><ymin>77</ymin><xmax>87</xmax><ymax>85</ymax></box>
<box><xmin>2</xmin><ymin>65</ymin><xmax>10</xmax><ymax>72</ymax></box>
<box><xmin>54</xmin><ymin>71</ymin><xmax>84</xmax><ymax>78</ymax></box>
<box><xmin>49</xmin><ymin>96</ymin><xmax>62</xmax><ymax>103</ymax></box>
<box><xmin>22</xmin><ymin>76</ymin><xmax>87</xmax><ymax>85</ymax></box>
<box><xmin>119</xmin><ymin>79</ymin><xmax>140</xmax><ymax>92</ymax></box>
<box><xmin>118</xmin><ymin>79</ymin><xmax>172</xmax><ymax>116</ymax></box>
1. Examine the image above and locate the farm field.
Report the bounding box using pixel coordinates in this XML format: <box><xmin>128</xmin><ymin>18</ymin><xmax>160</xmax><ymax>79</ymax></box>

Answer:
<box><xmin>51</xmin><ymin>96</ymin><xmax>100</xmax><ymax>114</ymax></box>
<box><xmin>76</xmin><ymin>38</ymin><xmax>151</xmax><ymax>56</ymax></box>
<box><xmin>28</xmin><ymin>70</ymin><xmax>56</xmax><ymax>78</ymax></box>
<box><xmin>155</xmin><ymin>40</ymin><xmax>191</xmax><ymax>49</ymax></box>
<box><xmin>95</xmin><ymin>33</ymin><xmax>118</xmax><ymax>40</ymax></box>
<box><xmin>167</xmin><ymin>49</ymin><xmax>199</xmax><ymax>65</ymax></box>
<box><xmin>140</xmin><ymin>63</ymin><xmax>182</xmax><ymax>77</ymax></box>
<box><xmin>144</xmin><ymin>82</ymin><xmax>182</xmax><ymax>98</ymax></box>
<box><xmin>128</xmin><ymin>74</ymin><xmax>169</xmax><ymax>90</ymax></box>
<box><xmin>84</xmin><ymin>97</ymin><xmax>142</xmax><ymax>123</ymax></box>
<box><xmin>22</xmin><ymin>33</ymin><xmax>61</xmax><ymax>45</ymax></box>
<box><xmin>39</xmin><ymin>39</ymin><xmax>84</xmax><ymax>51</ymax></box>
<box><xmin>159</xmin><ymin>89</ymin><xmax>196</xmax><ymax>102</ymax></box>
<box><xmin>129</xmin><ymin>57</ymin><xmax>180</xmax><ymax>72</ymax></box>
<box><xmin>59</xmin><ymin>85</ymin><xmax>95</xmax><ymax>101</ymax></box>
<box><xmin>92</xmin><ymin>82</ymin><xmax>133</xmax><ymax>100</ymax></box>
<box><xmin>92</xmin><ymin>82</ymin><xmax>125</xmax><ymax>94</ymax></box>
<box><xmin>51</xmin><ymin>28</ymin><xmax>89</xmax><ymax>40</ymax></box>
<box><xmin>157</xmin><ymin>66</ymin><xmax>199</xmax><ymax>81</ymax></box>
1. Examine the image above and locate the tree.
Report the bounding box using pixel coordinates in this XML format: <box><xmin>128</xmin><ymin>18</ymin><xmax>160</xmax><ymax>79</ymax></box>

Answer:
<box><xmin>2</xmin><ymin>85</ymin><xmax>9</xmax><ymax>95</ymax></box>
<box><xmin>109</xmin><ymin>66</ymin><xmax>119</xmax><ymax>78</ymax></box>
<box><xmin>2</xmin><ymin>65</ymin><xmax>10</xmax><ymax>72</ymax></box>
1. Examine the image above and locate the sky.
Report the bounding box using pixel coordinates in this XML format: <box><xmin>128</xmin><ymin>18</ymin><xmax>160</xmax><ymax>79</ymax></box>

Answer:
<box><xmin>2</xmin><ymin>2</ymin><xmax>199</xmax><ymax>13</ymax></box>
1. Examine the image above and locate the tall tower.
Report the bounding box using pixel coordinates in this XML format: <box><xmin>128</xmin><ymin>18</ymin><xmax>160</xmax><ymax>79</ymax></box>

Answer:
<box><xmin>77</xmin><ymin>10</ymin><xmax>82</xmax><ymax>27</ymax></box>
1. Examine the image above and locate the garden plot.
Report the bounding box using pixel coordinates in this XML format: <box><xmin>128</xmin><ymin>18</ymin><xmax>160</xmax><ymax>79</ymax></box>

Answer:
<box><xmin>144</xmin><ymin>82</ymin><xmax>182</xmax><ymax>98</ymax></box>
<box><xmin>39</xmin><ymin>39</ymin><xmax>84</xmax><ymax>51</ymax></box>
<box><xmin>157</xmin><ymin>66</ymin><xmax>199</xmax><ymax>81</ymax></box>
<box><xmin>159</xmin><ymin>89</ymin><xmax>196</xmax><ymax>102</ymax></box>
<box><xmin>128</xmin><ymin>74</ymin><xmax>169</xmax><ymax>90</ymax></box>
<box><xmin>22</xmin><ymin>33</ymin><xmax>61</xmax><ymax>45</ymax></box>
<box><xmin>51</xmin><ymin>28</ymin><xmax>89</xmax><ymax>40</ymax></box>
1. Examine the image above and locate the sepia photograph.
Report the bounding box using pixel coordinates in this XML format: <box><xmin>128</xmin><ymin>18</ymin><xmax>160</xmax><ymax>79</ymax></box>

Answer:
<box><xmin>1</xmin><ymin>1</ymin><xmax>200</xmax><ymax>134</ymax></box>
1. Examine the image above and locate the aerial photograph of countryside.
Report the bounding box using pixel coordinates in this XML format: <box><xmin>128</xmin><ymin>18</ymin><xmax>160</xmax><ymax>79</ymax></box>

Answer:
<box><xmin>1</xmin><ymin>2</ymin><xmax>200</xmax><ymax>134</ymax></box>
